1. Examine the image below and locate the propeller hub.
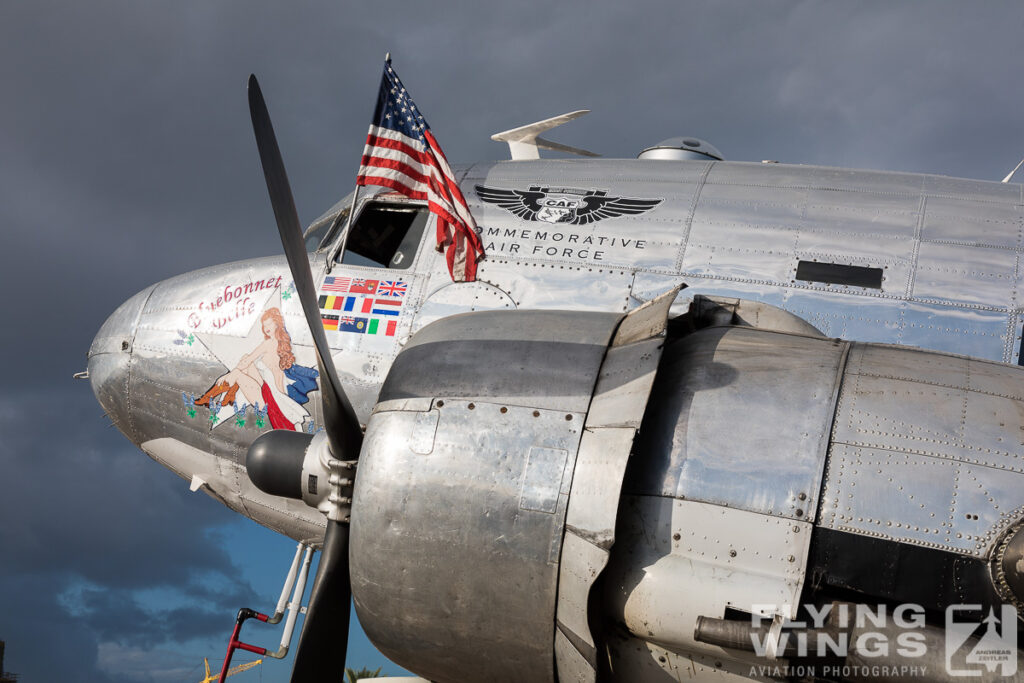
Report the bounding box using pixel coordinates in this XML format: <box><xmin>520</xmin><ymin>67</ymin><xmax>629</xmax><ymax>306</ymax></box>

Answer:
<box><xmin>300</xmin><ymin>432</ymin><xmax>356</xmax><ymax>522</ymax></box>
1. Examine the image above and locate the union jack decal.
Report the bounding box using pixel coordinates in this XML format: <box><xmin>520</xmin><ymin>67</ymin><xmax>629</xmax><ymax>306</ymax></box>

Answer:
<box><xmin>377</xmin><ymin>280</ymin><xmax>407</xmax><ymax>297</ymax></box>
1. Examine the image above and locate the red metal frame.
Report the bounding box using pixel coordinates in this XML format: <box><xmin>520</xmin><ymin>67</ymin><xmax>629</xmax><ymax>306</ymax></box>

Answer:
<box><xmin>217</xmin><ymin>608</ymin><xmax>270</xmax><ymax>683</ymax></box>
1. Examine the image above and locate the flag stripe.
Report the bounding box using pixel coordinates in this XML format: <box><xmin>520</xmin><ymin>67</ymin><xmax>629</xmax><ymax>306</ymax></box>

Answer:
<box><xmin>354</xmin><ymin>174</ymin><xmax>428</xmax><ymax>201</ymax></box>
<box><xmin>363</xmin><ymin>131</ymin><xmax>432</xmax><ymax>165</ymax></box>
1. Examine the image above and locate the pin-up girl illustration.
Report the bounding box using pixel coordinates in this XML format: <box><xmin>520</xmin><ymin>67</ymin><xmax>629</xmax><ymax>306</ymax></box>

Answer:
<box><xmin>196</xmin><ymin>307</ymin><xmax>318</xmax><ymax>430</ymax></box>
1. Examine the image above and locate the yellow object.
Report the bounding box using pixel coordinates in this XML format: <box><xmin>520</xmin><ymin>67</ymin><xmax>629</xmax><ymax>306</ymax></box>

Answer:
<box><xmin>199</xmin><ymin>656</ymin><xmax>264</xmax><ymax>683</ymax></box>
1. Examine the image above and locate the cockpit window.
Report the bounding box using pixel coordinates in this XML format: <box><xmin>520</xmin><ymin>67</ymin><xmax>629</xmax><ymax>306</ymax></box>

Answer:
<box><xmin>303</xmin><ymin>208</ymin><xmax>348</xmax><ymax>252</ymax></box>
<box><xmin>339</xmin><ymin>202</ymin><xmax>429</xmax><ymax>270</ymax></box>
<box><xmin>302</xmin><ymin>190</ymin><xmax>357</xmax><ymax>252</ymax></box>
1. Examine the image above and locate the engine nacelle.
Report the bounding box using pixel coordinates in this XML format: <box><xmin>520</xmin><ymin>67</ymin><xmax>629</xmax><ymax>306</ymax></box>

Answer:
<box><xmin>604</xmin><ymin>325</ymin><xmax>1024</xmax><ymax>679</ymax></box>
<box><xmin>349</xmin><ymin>295</ymin><xmax>674</xmax><ymax>683</ymax></box>
<box><xmin>350</xmin><ymin>303</ymin><xmax>1024</xmax><ymax>682</ymax></box>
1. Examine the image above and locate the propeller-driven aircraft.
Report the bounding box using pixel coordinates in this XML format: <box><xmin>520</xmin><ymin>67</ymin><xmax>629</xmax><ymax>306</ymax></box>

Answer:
<box><xmin>87</xmin><ymin>63</ymin><xmax>1024</xmax><ymax>682</ymax></box>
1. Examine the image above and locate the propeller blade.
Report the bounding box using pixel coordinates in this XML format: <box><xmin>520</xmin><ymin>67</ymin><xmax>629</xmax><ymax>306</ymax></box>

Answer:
<box><xmin>290</xmin><ymin>520</ymin><xmax>351</xmax><ymax>681</ymax></box>
<box><xmin>247</xmin><ymin>74</ymin><xmax>362</xmax><ymax>461</ymax></box>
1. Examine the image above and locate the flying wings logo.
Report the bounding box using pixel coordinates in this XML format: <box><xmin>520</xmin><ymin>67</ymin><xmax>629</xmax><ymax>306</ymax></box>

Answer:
<box><xmin>475</xmin><ymin>185</ymin><xmax>662</xmax><ymax>225</ymax></box>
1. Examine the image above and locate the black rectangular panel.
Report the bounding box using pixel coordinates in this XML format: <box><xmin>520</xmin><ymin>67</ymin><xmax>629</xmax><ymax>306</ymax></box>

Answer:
<box><xmin>795</xmin><ymin>261</ymin><xmax>883</xmax><ymax>289</ymax></box>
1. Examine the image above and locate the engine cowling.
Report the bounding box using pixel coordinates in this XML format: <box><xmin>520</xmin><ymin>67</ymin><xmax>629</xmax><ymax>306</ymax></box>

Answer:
<box><xmin>349</xmin><ymin>301</ymin><xmax>1024</xmax><ymax>682</ymax></box>
<box><xmin>349</xmin><ymin>290</ymin><xmax>676</xmax><ymax>683</ymax></box>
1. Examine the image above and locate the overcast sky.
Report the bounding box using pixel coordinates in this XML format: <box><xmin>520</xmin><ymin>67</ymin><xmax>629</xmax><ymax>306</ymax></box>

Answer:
<box><xmin>4</xmin><ymin>1</ymin><xmax>1024</xmax><ymax>681</ymax></box>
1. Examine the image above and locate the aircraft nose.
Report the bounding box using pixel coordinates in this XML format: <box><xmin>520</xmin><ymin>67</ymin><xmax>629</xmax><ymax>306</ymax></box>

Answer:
<box><xmin>87</xmin><ymin>285</ymin><xmax>155</xmax><ymax>442</ymax></box>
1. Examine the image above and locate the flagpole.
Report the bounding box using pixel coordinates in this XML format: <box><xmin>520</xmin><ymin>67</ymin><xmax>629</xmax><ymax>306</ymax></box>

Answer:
<box><xmin>326</xmin><ymin>186</ymin><xmax>361</xmax><ymax>272</ymax></box>
<box><xmin>327</xmin><ymin>52</ymin><xmax>391</xmax><ymax>273</ymax></box>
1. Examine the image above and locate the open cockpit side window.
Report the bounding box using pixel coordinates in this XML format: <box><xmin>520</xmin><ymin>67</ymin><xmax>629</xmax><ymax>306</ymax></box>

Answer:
<box><xmin>339</xmin><ymin>201</ymin><xmax>429</xmax><ymax>270</ymax></box>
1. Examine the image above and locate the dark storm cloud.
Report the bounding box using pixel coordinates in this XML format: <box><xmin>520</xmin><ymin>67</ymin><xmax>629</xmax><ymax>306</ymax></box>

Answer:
<box><xmin>0</xmin><ymin>391</ymin><xmax>256</xmax><ymax>680</ymax></box>
<box><xmin>0</xmin><ymin>393</ymin><xmax>239</xmax><ymax>586</ymax></box>
<box><xmin>73</xmin><ymin>585</ymin><xmax>254</xmax><ymax>649</ymax></box>
<box><xmin>0</xmin><ymin>573</ymin><xmax>120</xmax><ymax>683</ymax></box>
<box><xmin>6</xmin><ymin>1</ymin><xmax>1024</xmax><ymax>680</ymax></box>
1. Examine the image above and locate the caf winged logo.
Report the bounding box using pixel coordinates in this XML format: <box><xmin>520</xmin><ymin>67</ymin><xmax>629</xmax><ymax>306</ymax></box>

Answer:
<box><xmin>475</xmin><ymin>185</ymin><xmax>663</xmax><ymax>225</ymax></box>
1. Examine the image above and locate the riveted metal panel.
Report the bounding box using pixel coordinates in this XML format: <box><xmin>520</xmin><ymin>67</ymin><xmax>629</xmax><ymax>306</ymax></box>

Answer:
<box><xmin>603</xmin><ymin>497</ymin><xmax>813</xmax><ymax>662</ymax></box>
<box><xmin>794</xmin><ymin>225</ymin><xmax>915</xmax><ymax>264</ymax></box>
<box><xmin>627</xmin><ymin>327</ymin><xmax>846</xmax><ymax>521</ymax></box>
<box><xmin>350</xmin><ymin>401</ymin><xmax>585</xmax><ymax>683</ymax></box>
<box><xmin>922</xmin><ymin>174</ymin><xmax>1022</xmax><ymax>202</ymax></box>
<box><xmin>802</xmin><ymin>189</ymin><xmax>920</xmax><ymax>238</ymax></box>
<box><xmin>900</xmin><ymin>301</ymin><xmax>1011</xmax><ymax>362</ymax></box>
<box><xmin>921</xmin><ymin>196</ymin><xmax>1024</xmax><ymax>249</ymax></box>
<box><xmin>782</xmin><ymin>289</ymin><xmax>905</xmax><ymax>343</ymax></box>
<box><xmin>780</xmin><ymin>291</ymin><xmax>1016</xmax><ymax>365</ymax></box>
<box><xmin>835</xmin><ymin>346</ymin><xmax>1024</xmax><ymax>472</ymax></box>
<box><xmin>480</xmin><ymin>260</ymin><xmax>637</xmax><ymax>312</ymax></box>
<box><xmin>912</xmin><ymin>241</ymin><xmax>1017</xmax><ymax>308</ymax></box>
<box><xmin>412</xmin><ymin>280</ymin><xmax>516</xmax><ymax>334</ymax></box>
<box><xmin>689</xmin><ymin>183</ymin><xmax>807</xmax><ymax>230</ymax></box>
<box><xmin>704</xmin><ymin>161</ymin><xmax>926</xmax><ymax>195</ymax></box>
<box><xmin>821</xmin><ymin>445</ymin><xmax>1024</xmax><ymax>558</ymax></box>
<box><xmin>682</xmin><ymin>227</ymin><xmax>799</xmax><ymax>284</ymax></box>
<box><xmin>821</xmin><ymin>343</ymin><xmax>1024</xmax><ymax>558</ymax></box>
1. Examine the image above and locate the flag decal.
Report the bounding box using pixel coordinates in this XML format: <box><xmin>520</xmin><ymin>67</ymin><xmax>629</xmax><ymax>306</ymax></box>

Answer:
<box><xmin>318</xmin><ymin>278</ymin><xmax>405</xmax><ymax>336</ymax></box>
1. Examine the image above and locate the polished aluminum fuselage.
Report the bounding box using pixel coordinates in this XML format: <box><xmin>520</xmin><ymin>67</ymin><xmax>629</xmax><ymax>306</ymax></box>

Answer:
<box><xmin>88</xmin><ymin>157</ymin><xmax>1024</xmax><ymax>681</ymax></box>
<box><xmin>91</xmin><ymin>157</ymin><xmax>1024</xmax><ymax>545</ymax></box>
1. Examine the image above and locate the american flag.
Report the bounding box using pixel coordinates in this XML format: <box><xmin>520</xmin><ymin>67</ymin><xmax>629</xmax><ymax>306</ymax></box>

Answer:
<box><xmin>356</xmin><ymin>58</ymin><xmax>485</xmax><ymax>282</ymax></box>
<box><xmin>321</xmin><ymin>276</ymin><xmax>351</xmax><ymax>293</ymax></box>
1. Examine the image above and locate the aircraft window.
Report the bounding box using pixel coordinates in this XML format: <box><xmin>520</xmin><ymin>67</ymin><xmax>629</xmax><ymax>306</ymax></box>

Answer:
<box><xmin>795</xmin><ymin>261</ymin><xmax>883</xmax><ymax>289</ymax></box>
<box><xmin>303</xmin><ymin>189</ymin><xmax>361</xmax><ymax>252</ymax></box>
<box><xmin>302</xmin><ymin>207</ymin><xmax>350</xmax><ymax>252</ymax></box>
<box><xmin>340</xmin><ymin>202</ymin><xmax>428</xmax><ymax>270</ymax></box>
